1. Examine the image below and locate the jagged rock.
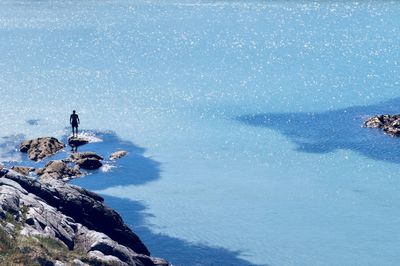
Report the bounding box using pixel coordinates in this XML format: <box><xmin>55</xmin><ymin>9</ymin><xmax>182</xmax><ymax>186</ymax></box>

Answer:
<box><xmin>10</xmin><ymin>166</ymin><xmax>34</xmax><ymax>176</ymax></box>
<box><xmin>70</xmin><ymin>152</ymin><xmax>103</xmax><ymax>170</ymax></box>
<box><xmin>110</xmin><ymin>151</ymin><xmax>129</xmax><ymax>160</ymax></box>
<box><xmin>20</xmin><ymin>137</ymin><xmax>65</xmax><ymax>161</ymax></box>
<box><xmin>365</xmin><ymin>114</ymin><xmax>400</xmax><ymax>136</ymax></box>
<box><xmin>68</xmin><ymin>137</ymin><xmax>89</xmax><ymax>148</ymax></box>
<box><xmin>0</xmin><ymin>170</ymin><xmax>168</xmax><ymax>266</ymax></box>
<box><xmin>37</xmin><ymin>160</ymin><xmax>81</xmax><ymax>181</ymax></box>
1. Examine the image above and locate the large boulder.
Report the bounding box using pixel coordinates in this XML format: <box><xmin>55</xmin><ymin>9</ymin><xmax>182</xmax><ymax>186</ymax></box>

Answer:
<box><xmin>70</xmin><ymin>152</ymin><xmax>103</xmax><ymax>170</ymax></box>
<box><xmin>36</xmin><ymin>160</ymin><xmax>81</xmax><ymax>181</ymax></box>
<box><xmin>20</xmin><ymin>137</ymin><xmax>65</xmax><ymax>161</ymax></box>
<box><xmin>0</xmin><ymin>170</ymin><xmax>167</xmax><ymax>265</ymax></box>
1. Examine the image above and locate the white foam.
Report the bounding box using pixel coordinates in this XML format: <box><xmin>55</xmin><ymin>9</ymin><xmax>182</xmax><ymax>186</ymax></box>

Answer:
<box><xmin>100</xmin><ymin>163</ymin><xmax>115</xmax><ymax>173</ymax></box>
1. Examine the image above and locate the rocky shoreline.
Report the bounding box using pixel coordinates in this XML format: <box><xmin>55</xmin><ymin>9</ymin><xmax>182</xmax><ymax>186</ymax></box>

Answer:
<box><xmin>0</xmin><ymin>135</ymin><xmax>167</xmax><ymax>266</ymax></box>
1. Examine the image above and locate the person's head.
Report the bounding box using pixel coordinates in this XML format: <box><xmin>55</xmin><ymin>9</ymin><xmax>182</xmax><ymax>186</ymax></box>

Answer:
<box><xmin>73</xmin><ymin>110</ymin><xmax>76</xmax><ymax>114</ymax></box>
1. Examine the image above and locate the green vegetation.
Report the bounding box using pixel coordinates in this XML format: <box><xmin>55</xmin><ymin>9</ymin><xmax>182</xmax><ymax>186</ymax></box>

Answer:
<box><xmin>0</xmin><ymin>213</ymin><xmax>110</xmax><ymax>266</ymax></box>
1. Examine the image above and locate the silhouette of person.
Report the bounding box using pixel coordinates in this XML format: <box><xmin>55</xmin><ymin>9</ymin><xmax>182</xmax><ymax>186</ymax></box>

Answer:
<box><xmin>70</xmin><ymin>110</ymin><xmax>80</xmax><ymax>137</ymax></box>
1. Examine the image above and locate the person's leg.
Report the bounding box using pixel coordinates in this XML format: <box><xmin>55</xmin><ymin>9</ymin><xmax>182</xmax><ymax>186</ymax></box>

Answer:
<box><xmin>76</xmin><ymin>126</ymin><xmax>78</xmax><ymax>137</ymax></box>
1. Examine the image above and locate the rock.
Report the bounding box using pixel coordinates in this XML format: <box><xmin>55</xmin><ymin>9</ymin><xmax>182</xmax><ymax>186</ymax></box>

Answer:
<box><xmin>20</xmin><ymin>137</ymin><xmax>65</xmax><ymax>161</ymax></box>
<box><xmin>365</xmin><ymin>114</ymin><xmax>400</xmax><ymax>136</ymax></box>
<box><xmin>68</xmin><ymin>137</ymin><xmax>89</xmax><ymax>148</ymax></box>
<box><xmin>0</xmin><ymin>170</ymin><xmax>168</xmax><ymax>265</ymax></box>
<box><xmin>70</xmin><ymin>152</ymin><xmax>103</xmax><ymax>170</ymax></box>
<box><xmin>11</xmin><ymin>166</ymin><xmax>35</xmax><ymax>176</ymax></box>
<box><xmin>110</xmin><ymin>150</ymin><xmax>128</xmax><ymax>160</ymax></box>
<box><xmin>37</xmin><ymin>160</ymin><xmax>81</xmax><ymax>181</ymax></box>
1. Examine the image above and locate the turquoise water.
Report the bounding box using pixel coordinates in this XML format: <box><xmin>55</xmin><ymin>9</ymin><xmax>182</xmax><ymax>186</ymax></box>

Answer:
<box><xmin>1</xmin><ymin>1</ymin><xmax>400</xmax><ymax>265</ymax></box>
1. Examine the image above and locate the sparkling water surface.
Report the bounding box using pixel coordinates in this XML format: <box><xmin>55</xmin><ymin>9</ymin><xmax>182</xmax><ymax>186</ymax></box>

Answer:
<box><xmin>1</xmin><ymin>1</ymin><xmax>400</xmax><ymax>265</ymax></box>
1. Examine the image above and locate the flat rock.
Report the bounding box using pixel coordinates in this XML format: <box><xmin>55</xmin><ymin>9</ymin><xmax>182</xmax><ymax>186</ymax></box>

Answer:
<box><xmin>365</xmin><ymin>114</ymin><xmax>400</xmax><ymax>136</ymax></box>
<box><xmin>10</xmin><ymin>166</ymin><xmax>35</xmax><ymax>176</ymax></box>
<box><xmin>110</xmin><ymin>150</ymin><xmax>129</xmax><ymax>160</ymax></box>
<box><xmin>70</xmin><ymin>152</ymin><xmax>103</xmax><ymax>170</ymax></box>
<box><xmin>20</xmin><ymin>137</ymin><xmax>65</xmax><ymax>161</ymax></box>
<box><xmin>68</xmin><ymin>136</ymin><xmax>89</xmax><ymax>148</ymax></box>
<box><xmin>37</xmin><ymin>160</ymin><xmax>81</xmax><ymax>181</ymax></box>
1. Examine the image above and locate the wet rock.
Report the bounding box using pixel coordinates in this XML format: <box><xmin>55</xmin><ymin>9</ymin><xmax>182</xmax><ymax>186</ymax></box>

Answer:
<box><xmin>37</xmin><ymin>160</ymin><xmax>81</xmax><ymax>181</ymax></box>
<box><xmin>70</xmin><ymin>152</ymin><xmax>103</xmax><ymax>170</ymax></box>
<box><xmin>68</xmin><ymin>137</ymin><xmax>89</xmax><ymax>148</ymax></box>
<box><xmin>11</xmin><ymin>166</ymin><xmax>35</xmax><ymax>176</ymax></box>
<box><xmin>110</xmin><ymin>150</ymin><xmax>128</xmax><ymax>160</ymax></box>
<box><xmin>0</xmin><ymin>170</ymin><xmax>168</xmax><ymax>265</ymax></box>
<box><xmin>20</xmin><ymin>137</ymin><xmax>65</xmax><ymax>161</ymax></box>
<box><xmin>365</xmin><ymin>114</ymin><xmax>400</xmax><ymax>136</ymax></box>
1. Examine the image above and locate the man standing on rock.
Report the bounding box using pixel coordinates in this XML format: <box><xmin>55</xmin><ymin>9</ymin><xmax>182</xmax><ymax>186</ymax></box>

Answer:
<box><xmin>70</xmin><ymin>110</ymin><xmax>80</xmax><ymax>137</ymax></box>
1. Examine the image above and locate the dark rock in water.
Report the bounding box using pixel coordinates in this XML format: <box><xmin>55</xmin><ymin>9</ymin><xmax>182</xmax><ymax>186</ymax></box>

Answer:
<box><xmin>68</xmin><ymin>136</ymin><xmax>89</xmax><ymax>148</ymax></box>
<box><xmin>0</xmin><ymin>170</ymin><xmax>167</xmax><ymax>265</ymax></box>
<box><xmin>365</xmin><ymin>114</ymin><xmax>400</xmax><ymax>136</ymax></box>
<box><xmin>110</xmin><ymin>150</ymin><xmax>129</xmax><ymax>160</ymax></box>
<box><xmin>20</xmin><ymin>137</ymin><xmax>65</xmax><ymax>161</ymax></box>
<box><xmin>70</xmin><ymin>152</ymin><xmax>103</xmax><ymax>170</ymax></box>
<box><xmin>36</xmin><ymin>160</ymin><xmax>81</xmax><ymax>181</ymax></box>
<box><xmin>10</xmin><ymin>166</ymin><xmax>35</xmax><ymax>176</ymax></box>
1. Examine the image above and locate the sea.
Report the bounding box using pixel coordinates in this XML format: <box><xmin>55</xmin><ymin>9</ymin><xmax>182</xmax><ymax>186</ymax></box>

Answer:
<box><xmin>0</xmin><ymin>1</ymin><xmax>400</xmax><ymax>265</ymax></box>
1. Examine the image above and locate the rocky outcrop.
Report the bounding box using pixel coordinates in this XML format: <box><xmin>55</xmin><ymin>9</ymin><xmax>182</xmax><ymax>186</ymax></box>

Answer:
<box><xmin>36</xmin><ymin>160</ymin><xmax>81</xmax><ymax>181</ymax></box>
<box><xmin>68</xmin><ymin>136</ymin><xmax>90</xmax><ymax>148</ymax></box>
<box><xmin>110</xmin><ymin>151</ymin><xmax>129</xmax><ymax>160</ymax></box>
<box><xmin>10</xmin><ymin>166</ymin><xmax>35</xmax><ymax>176</ymax></box>
<box><xmin>20</xmin><ymin>137</ymin><xmax>65</xmax><ymax>161</ymax></box>
<box><xmin>70</xmin><ymin>152</ymin><xmax>103</xmax><ymax>170</ymax></box>
<box><xmin>0</xmin><ymin>169</ymin><xmax>168</xmax><ymax>266</ymax></box>
<box><xmin>364</xmin><ymin>114</ymin><xmax>400</xmax><ymax>136</ymax></box>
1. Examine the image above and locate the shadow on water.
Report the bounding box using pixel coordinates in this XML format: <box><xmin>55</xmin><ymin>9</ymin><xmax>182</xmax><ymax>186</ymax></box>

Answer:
<box><xmin>0</xmin><ymin>130</ymin><xmax>262</xmax><ymax>265</ymax></box>
<box><xmin>67</xmin><ymin>130</ymin><xmax>262</xmax><ymax>266</ymax></box>
<box><xmin>237</xmin><ymin>97</ymin><xmax>400</xmax><ymax>164</ymax></box>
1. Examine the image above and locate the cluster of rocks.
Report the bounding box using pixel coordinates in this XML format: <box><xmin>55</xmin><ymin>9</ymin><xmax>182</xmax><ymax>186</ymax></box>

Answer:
<box><xmin>364</xmin><ymin>114</ymin><xmax>400</xmax><ymax>136</ymax></box>
<box><xmin>0</xmin><ymin>169</ymin><xmax>167</xmax><ymax>266</ymax></box>
<box><xmin>0</xmin><ymin>135</ymin><xmax>165</xmax><ymax>265</ymax></box>
<box><xmin>17</xmin><ymin>136</ymin><xmax>128</xmax><ymax>181</ymax></box>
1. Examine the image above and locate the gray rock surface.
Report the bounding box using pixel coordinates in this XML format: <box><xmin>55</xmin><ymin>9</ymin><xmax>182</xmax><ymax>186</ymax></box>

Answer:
<box><xmin>110</xmin><ymin>151</ymin><xmax>129</xmax><ymax>160</ymax></box>
<box><xmin>0</xmin><ymin>169</ymin><xmax>168</xmax><ymax>266</ymax></box>
<box><xmin>20</xmin><ymin>137</ymin><xmax>65</xmax><ymax>161</ymax></box>
<box><xmin>365</xmin><ymin>114</ymin><xmax>400</xmax><ymax>136</ymax></box>
<box><xmin>37</xmin><ymin>160</ymin><xmax>81</xmax><ymax>181</ymax></box>
<box><xmin>70</xmin><ymin>152</ymin><xmax>103</xmax><ymax>170</ymax></box>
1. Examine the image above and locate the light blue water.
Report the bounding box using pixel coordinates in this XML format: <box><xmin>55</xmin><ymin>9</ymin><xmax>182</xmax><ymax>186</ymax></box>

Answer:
<box><xmin>1</xmin><ymin>1</ymin><xmax>400</xmax><ymax>265</ymax></box>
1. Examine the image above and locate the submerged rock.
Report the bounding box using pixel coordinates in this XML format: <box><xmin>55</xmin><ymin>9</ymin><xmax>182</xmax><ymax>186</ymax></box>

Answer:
<box><xmin>36</xmin><ymin>160</ymin><xmax>81</xmax><ymax>181</ymax></box>
<box><xmin>70</xmin><ymin>152</ymin><xmax>103</xmax><ymax>170</ymax></box>
<box><xmin>365</xmin><ymin>114</ymin><xmax>400</xmax><ymax>136</ymax></box>
<box><xmin>68</xmin><ymin>136</ymin><xmax>89</xmax><ymax>148</ymax></box>
<box><xmin>20</xmin><ymin>137</ymin><xmax>65</xmax><ymax>161</ymax></box>
<box><xmin>10</xmin><ymin>166</ymin><xmax>35</xmax><ymax>176</ymax></box>
<box><xmin>110</xmin><ymin>150</ymin><xmax>128</xmax><ymax>160</ymax></box>
<box><xmin>0</xmin><ymin>170</ymin><xmax>168</xmax><ymax>265</ymax></box>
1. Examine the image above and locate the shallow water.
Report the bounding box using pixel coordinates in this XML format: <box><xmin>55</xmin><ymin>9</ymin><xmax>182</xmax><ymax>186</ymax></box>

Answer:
<box><xmin>1</xmin><ymin>1</ymin><xmax>400</xmax><ymax>265</ymax></box>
